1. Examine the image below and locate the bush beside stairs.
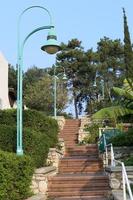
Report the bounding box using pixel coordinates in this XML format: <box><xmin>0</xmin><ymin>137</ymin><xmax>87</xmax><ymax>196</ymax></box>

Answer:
<box><xmin>47</xmin><ymin>119</ymin><xmax>112</xmax><ymax>200</ymax></box>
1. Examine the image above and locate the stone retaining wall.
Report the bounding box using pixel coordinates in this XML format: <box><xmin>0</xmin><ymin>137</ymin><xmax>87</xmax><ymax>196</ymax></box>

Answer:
<box><xmin>30</xmin><ymin>166</ymin><xmax>56</xmax><ymax>195</ymax></box>
<box><xmin>56</xmin><ymin>116</ymin><xmax>65</xmax><ymax>131</ymax></box>
<box><xmin>114</xmin><ymin>146</ymin><xmax>133</xmax><ymax>159</ymax></box>
<box><xmin>78</xmin><ymin>115</ymin><xmax>92</xmax><ymax>142</ymax></box>
<box><xmin>106</xmin><ymin>166</ymin><xmax>133</xmax><ymax>190</ymax></box>
<box><xmin>46</xmin><ymin>147</ymin><xmax>63</xmax><ymax>168</ymax></box>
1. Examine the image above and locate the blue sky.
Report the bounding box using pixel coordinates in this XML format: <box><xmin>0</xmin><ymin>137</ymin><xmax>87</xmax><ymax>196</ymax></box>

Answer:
<box><xmin>0</xmin><ymin>0</ymin><xmax>133</xmax><ymax>71</ymax></box>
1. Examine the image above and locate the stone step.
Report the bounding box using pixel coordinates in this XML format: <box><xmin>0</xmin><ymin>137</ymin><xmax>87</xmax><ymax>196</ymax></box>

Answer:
<box><xmin>58</xmin><ymin>167</ymin><xmax>103</xmax><ymax>173</ymax></box>
<box><xmin>59</xmin><ymin>157</ymin><xmax>102</xmax><ymax>164</ymax></box>
<box><xmin>65</xmin><ymin>152</ymin><xmax>99</xmax><ymax>157</ymax></box>
<box><xmin>48</xmin><ymin>174</ymin><xmax>109</xmax><ymax>182</ymax></box>
<box><xmin>49</xmin><ymin>182</ymin><xmax>109</xmax><ymax>189</ymax></box>
<box><xmin>48</xmin><ymin>190</ymin><xmax>110</xmax><ymax>197</ymax></box>
<box><xmin>48</xmin><ymin>186</ymin><xmax>110</xmax><ymax>192</ymax></box>
<box><xmin>54</xmin><ymin>197</ymin><xmax>107</xmax><ymax>200</ymax></box>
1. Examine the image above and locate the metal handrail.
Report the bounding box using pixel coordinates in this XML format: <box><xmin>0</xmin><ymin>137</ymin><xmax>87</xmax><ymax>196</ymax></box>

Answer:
<box><xmin>99</xmin><ymin>134</ymin><xmax>133</xmax><ymax>200</ymax></box>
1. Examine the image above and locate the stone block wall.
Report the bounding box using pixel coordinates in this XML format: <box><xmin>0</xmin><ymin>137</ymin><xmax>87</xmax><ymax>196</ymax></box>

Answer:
<box><xmin>56</xmin><ymin>116</ymin><xmax>65</xmax><ymax>131</ymax></box>
<box><xmin>106</xmin><ymin>166</ymin><xmax>133</xmax><ymax>190</ymax></box>
<box><xmin>46</xmin><ymin>147</ymin><xmax>63</xmax><ymax>168</ymax></box>
<box><xmin>114</xmin><ymin>147</ymin><xmax>133</xmax><ymax>160</ymax></box>
<box><xmin>78</xmin><ymin>115</ymin><xmax>92</xmax><ymax>143</ymax></box>
<box><xmin>31</xmin><ymin>166</ymin><xmax>56</xmax><ymax>195</ymax></box>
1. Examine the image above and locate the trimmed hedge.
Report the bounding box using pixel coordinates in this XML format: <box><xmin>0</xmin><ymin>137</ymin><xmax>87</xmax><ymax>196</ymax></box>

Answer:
<box><xmin>0</xmin><ymin>150</ymin><xmax>34</xmax><ymax>200</ymax></box>
<box><xmin>0</xmin><ymin>109</ymin><xmax>59</xmax><ymax>167</ymax></box>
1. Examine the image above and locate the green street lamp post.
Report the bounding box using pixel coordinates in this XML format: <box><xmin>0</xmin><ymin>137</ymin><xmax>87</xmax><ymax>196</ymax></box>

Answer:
<box><xmin>93</xmin><ymin>71</ymin><xmax>104</xmax><ymax>101</ymax></box>
<box><xmin>17</xmin><ymin>6</ymin><xmax>60</xmax><ymax>155</ymax></box>
<box><xmin>53</xmin><ymin>65</ymin><xmax>67</xmax><ymax>118</ymax></box>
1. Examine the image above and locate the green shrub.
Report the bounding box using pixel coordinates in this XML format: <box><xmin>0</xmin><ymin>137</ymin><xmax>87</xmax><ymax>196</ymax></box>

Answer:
<box><xmin>82</xmin><ymin>123</ymin><xmax>99</xmax><ymax>144</ymax></box>
<box><xmin>123</xmin><ymin>156</ymin><xmax>133</xmax><ymax>166</ymax></box>
<box><xmin>109</xmin><ymin>128</ymin><xmax>133</xmax><ymax>146</ymax></box>
<box><xmin>0</xmin><ymin>150</ymin><xmax>34</xmax><ymax>200</ymax></box>
<box><xmin>0</xmin><ymin>109</ymin><xmax>59</xmax><ymax>167</ymax></box>
<box><xmin>0</xmin><ymin>125</ymin><xmax>56</xmax><ymax>168</ymax></box>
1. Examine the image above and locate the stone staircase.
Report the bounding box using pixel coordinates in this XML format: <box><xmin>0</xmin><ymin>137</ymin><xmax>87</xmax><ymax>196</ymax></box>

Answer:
<box><xmin>47</xmin><ymin>119</ymin><xmax>111</xmax><ymax>200</ymax></box>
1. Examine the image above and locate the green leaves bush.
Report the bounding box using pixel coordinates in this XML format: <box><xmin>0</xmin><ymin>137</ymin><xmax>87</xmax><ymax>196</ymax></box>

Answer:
<box><xmin>109</xmin><ymin>128</ymin><xmax>133</xmax><ymax>146</ymax></box>
<box><xmin>0</xmin><ymin>150</ymin><xmax>34</xmax><ymax>200</ymax></box>
<box><xmin>123</xmin><ymin>156</ymin><xmax>133</xmax><ymax>166</ymax></box>
<box><xmin>82</xmin><ymin>123</ymin><xmax>99</xmax><ymax>144</ymax></box>
<box><xmin>0</xmin><ymin>109</ymin><xmax>59</xmax><ymax>167</ymax></box>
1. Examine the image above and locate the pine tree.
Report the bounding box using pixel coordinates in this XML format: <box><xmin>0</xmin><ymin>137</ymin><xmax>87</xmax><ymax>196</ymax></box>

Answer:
<box><xmin>123</xmin><ymin>8</ymin><xmax>133</xmax><ymax>90</ymax></box>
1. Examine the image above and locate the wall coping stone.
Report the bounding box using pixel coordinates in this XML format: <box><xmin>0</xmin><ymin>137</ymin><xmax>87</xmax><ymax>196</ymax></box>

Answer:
<box><xmin>106</xmin><ymin>166</ymin><xmax>133</xmax><ymax>172</ymax></box>
<box><xmin>112</xmin><ymin>190</ymin><xmax>130</xmax><ymax>200</ymax></box>
<box><xmin>114</xmin><ymin>146</ymin><xmax>133</xmax><ymax>150</ymax></box>
<box><xmin>26</xmin><ymin>194</ymin><xmax>46</xmax><ymax>200</ymax></box>
<box><xmin>35</xmin><ymin>166</ymin><xmax>56</xmax><ymax>174</ymax></box>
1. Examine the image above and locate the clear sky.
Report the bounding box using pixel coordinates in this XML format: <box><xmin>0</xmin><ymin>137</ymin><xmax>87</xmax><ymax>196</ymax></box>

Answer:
<box><xmin>0</xmin><ymin>0</ymin><xmax>133</xmax><ymax>71</ymax></box>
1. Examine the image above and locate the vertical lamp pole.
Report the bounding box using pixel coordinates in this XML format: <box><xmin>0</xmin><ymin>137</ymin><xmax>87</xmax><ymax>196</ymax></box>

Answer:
<box><xmin>53</xmin><ymin>66</ymin><xmax>67</xmax><ymax>119</ymax></box>
<box><xmin>17</xmin><ymin>6</ymin><xmax>60</xmax><ymax>155</ymax></box>
<box><xmin>54</xmin><ymin>65</ymin><xmax>57</xmax><ymax>118</ymax></box>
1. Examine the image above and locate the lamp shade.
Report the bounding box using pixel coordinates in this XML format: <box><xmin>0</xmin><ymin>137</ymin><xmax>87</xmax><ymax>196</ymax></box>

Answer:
<box><xmin>41</xmin><ymin>27</ymin><xmax>61</xmax><ymax>54</ymax></box>
<box><xmin>62</xmin><ymin>73</ymin><xmax>67</xmax><ymax>80</ymax></box>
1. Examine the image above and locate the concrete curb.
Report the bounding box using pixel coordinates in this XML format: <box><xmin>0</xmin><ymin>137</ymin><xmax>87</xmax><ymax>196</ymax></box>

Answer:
<box><xmin>112</xmin><ymin>190</ymin><xmax>130</xmax><ymax>200</ymax></box>
<box><xmin>26</xmin><ymin>194</ymin><xmax>46</xmax><ymax>200</ymax></box>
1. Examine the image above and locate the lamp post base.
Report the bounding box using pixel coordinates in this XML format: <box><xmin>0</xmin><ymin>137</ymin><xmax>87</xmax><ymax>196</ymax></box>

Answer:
<box><xmin>16</xmin><ymin>148</ymin><xmax>23</xmax><ymax>156</ymax></box>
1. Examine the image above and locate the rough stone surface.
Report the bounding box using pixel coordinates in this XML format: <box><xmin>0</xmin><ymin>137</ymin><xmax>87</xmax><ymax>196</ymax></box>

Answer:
<box><xmin>106</xmin><ymin>166</ymin><xmax>133</xmax><ymax>190</ymax></box>
<box><xmin>31</xmin><ymin>166</ymin><xmax>56</xmax><ymax>195</ymax></box>
<box><xmin>39</xmin><ymin>181</ymin><xmax>47</xmax><ymax>193</ymax></box>
<box><xmin>46</xmin><ymin>148</ymin><xmax>63</xmax><ymax>167</ymax></box>
<box><xmin>114</xmin><ymin>147</ymin><xmax>133</xmax><ymax>159</ymax></box>
<box><xmin>110</xmin><ymin>178</ymin><xmax>121</xmax><ymax>189</ymax></box>
<box><xmin>26</xmin><ymin>194</ymin><xmax>46</xmax><ymax>200</ymax></box>
<box><xmin>112</xmin><ymin>190</ymin><xmax>130</xmax><ymax>200</ymax></box>
<box><xmin>56</xmin><ymin>116</ymin><xmax>65</xmax><ymax>131</ymax></box>
<box><xmin>78</xmin><ymin>115</ymin><xmax>92</xmax><ymax>143</ymax></box>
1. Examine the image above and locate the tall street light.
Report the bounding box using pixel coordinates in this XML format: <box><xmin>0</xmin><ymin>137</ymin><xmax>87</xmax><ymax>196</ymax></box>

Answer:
<box><xmin>93</xmin><ymin>71</ymin><xmax>104</xmax><ymax>101</ymax></box>
<box><xmin>53</xmin><ymin>65</ymin><xmax>67</xmax><ymax>118</ymax></box>
<box><xmin>17</xmin><ymin>6</ymin><xmax>60</xmax><ymax>155</ymax></box>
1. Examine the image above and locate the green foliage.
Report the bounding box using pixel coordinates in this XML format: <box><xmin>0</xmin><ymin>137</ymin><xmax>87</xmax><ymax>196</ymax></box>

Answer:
<box><xmin>123</xmin><ymin>156</ymin><xmax>133</xmax><ymax>166</ymax></box>
<box><xmin>0</xmin><ymin>150</ymin><xmax>34</xmax><ymax>200</ymax></box>
<box><xmin>92</xmin><ymin>80</ymin><xmax>133</xmax><ymax>122</ymax></box>
<box><xmin>82</xmin><ymin>123</ymin><xmax>99</xmax><ymax>144</ymax></box>
<box><xmin>0</xmin><ymin>109</ymin><xmax>59</xmax><ymax>167</ymax></box>
<box><xmin>24</xmin><ymin>75</ymin><xmax>68</xmax><ymax>115</ymax></box>
<box><xmin>8</xmin><ymin>64</ymin><xmax>17</xmax><ymax>91</ymax></box>
<box><xmin>56</xmin><ymin>38</ymin><xmax>92</xmax><ymax>118</ymax></box>
<box><xmin>123</xmin><ymin>9</ymin><xmax>133</xmax><ymax>89</ymax></box>
<box><xmin>109</xmin><ymin>128</ymin><xmax>133</xmax><ymax>146</ymax></box>
<box><xmin>92</xmin><ymin>106</ymin><xmax>133</xmax><ymax>121</ymax></box>
<box><xmin>23</xmin><ymin>66</ymin><xmax>47</xmax><ymax>89</ymax></box>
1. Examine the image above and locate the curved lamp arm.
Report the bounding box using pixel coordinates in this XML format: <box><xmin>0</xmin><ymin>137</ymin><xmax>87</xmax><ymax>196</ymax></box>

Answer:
<box><xmin>17</xmin><ymin>6</ymin><xmax>54</xmax><ymax>155</ymax></box>
<box><xmin>17</xmin><ymin>5</ymin><xmax>53</xmax><ymax>58</ymax></box>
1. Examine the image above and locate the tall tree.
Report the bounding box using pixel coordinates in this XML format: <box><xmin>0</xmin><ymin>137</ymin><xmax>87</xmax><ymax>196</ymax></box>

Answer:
<box><xmin>56</xmin><ymin>39</ymin><xmax>92</xmax><ymax>118</ymax></box>
<box><xmin>123</xmin><ymin>8</ymin><xmax>133</xmax><ymax>90</ymax></box>
<box><xmin>23</xmin><ymin>66</ymin><xmax>48</xmax><ymax>90</ymax></box>
<box><xmin>24</xmin><ymin>75</ymin><xmax>68</xmax><ymax>115</ymax></box>
<box><xmin>86</xmin><ymin>37</ymin><xmax>124</xmax><ymax>114</ymax></box>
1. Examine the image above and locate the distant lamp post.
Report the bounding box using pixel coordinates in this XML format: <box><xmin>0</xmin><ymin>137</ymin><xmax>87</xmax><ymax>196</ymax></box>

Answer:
<box><xmin>53</xmin><ymin>66</ymin><xmax>67</xmax><ymax>118</ymax></box>
<box><xmin>17</xmin><ymin>6</ymin><xmax>60</xmax><ymax>155</ymax></box>
<box><xmin>93</xmin><ymin>71</ymin><xmax>104</xmax><ymax>101</ymax></box>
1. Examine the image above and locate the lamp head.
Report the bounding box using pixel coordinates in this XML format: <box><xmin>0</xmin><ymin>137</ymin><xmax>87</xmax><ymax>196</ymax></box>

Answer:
<box><xmin>93</xmin><ymin>81</ymin><xmax>97</xmax><ymax>87</ymax></box>
<box><xmin>41</xmin><ymin>27</ymin><xmax>61</xmax><ymax>54</ymax></box>
<box><xmin>62</xmin><ymin>73</ymin><xmax>67</xmax><ymax>80</ymax></box>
